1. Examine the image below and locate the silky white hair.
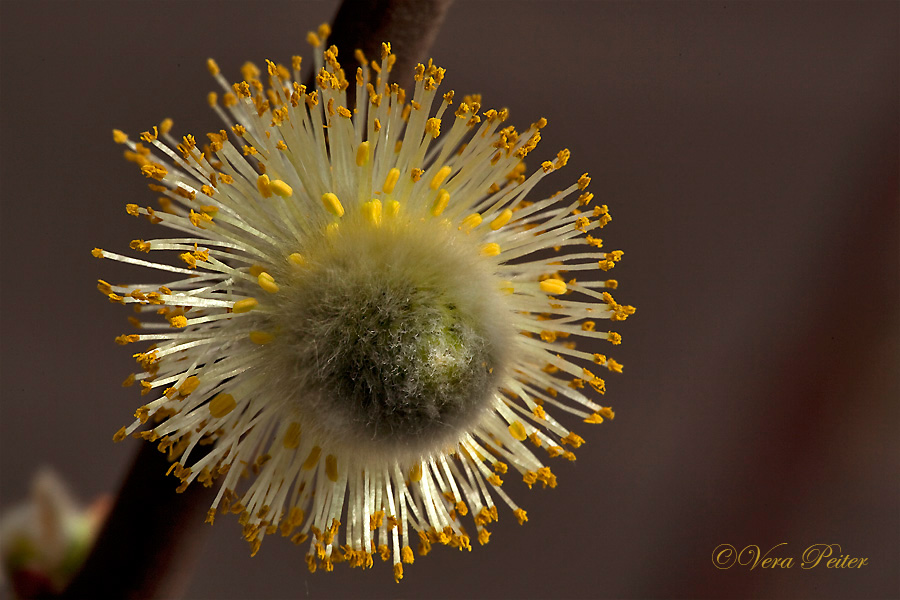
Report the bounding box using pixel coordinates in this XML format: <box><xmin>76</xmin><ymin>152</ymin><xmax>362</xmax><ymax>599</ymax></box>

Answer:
<box><xmin>258</xmin><ymin>215</ymin><xmax>514</xmax><ymax>464</ymax></box>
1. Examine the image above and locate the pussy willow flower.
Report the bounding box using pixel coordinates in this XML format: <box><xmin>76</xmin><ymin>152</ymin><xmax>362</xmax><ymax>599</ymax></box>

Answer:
<box><xmin>95</xmin><ymin>25</ymin><xmax>633</xmax><ymax>581</ymax></box>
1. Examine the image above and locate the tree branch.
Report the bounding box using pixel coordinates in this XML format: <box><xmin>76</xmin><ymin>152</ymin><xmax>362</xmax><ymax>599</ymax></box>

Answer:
<box><xmin>60</xmin><ymin>442</ymin><xmax>216</xmax><ymax>599</ymax></box>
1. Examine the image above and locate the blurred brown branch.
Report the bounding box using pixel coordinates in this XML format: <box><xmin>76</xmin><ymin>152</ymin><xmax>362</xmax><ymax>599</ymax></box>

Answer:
<box><xmin>60</xmin><ymin>442</ymin><xmax>216</xmax><ymax>599</ymax></box>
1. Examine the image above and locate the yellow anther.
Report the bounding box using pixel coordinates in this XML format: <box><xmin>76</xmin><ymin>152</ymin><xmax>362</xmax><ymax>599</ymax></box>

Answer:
<box><xmin>431</xmin><ymin>189</ymin><xmax>450</xmax><ymax>217</ymax></box>
<box><xmin>306</xmin><ymin>31</ymin><xmax>321</xmax><ymax>48</ymax></box>
<box><xmin>356</xmin><ymin>141</ymin><xmax>370</xmax><ymax>167</ymax></box>
<box><xmin>513</xmin><ymin>509</ymin><xmax>528</xmax><ymax>525</ymax></box>
<box><xmin>459</xmin><ymin>213</ymin><xmax>481</xmax><ymax>232</ymax></box>
<box><xmin>385</xmin><ymin>200</ymin><xmax>400</xmax><ymax>218</ymax></box>
<box><xmin>169</xmin><ymin>315</ymin><xmax>188</xmax><ymax>328</ymax></box>
<box><xmin>383</xmin><ymin>168</ymin><xmax>400</xmax><ymax>194</ymax></box>
<box><xmin>325</xmin><ymin>222</ymin><xmax>340</xmax><ymax>236</ymax></box>
<box><xmin>325</xmin><ymin>455</ymin><xmax>338</xmax><ymax>482</ymax></box>
<box><xmin>599</xmin><ymin>406</ymin><xmax>615</xmax><ymax>420</ymax></box>
<box><xmin>478</xmin><ymin>529</ymin><xmax>491</xmax><ymax>545</ymax></box>
<box><xmin>283</xmin><ymin>422</ymin><xmax>302</xmax><ymax>449</ymax></box>
<box><xmin>269</xmin><ymin>180</ymin><xmax>293</xmax><ymax>197</ymax></box>
<box><xmin>206</xmin><ymin>58</ymin><xmax>220</xmax><ymax>76</ymax></box>
<box><xmin>362</xmin><ymin>199</ymin><xmax>383</xmax><ymax>226</ymax></box>
<box><xmin>508</xmin><ymin>421</ymin><xmax>528</xmax><ymax>441</ymax></box>
<box><xmin>140</xmin><ymin>164</ymin><xmax>167</xmax><ymax>180</ymax></box>
<box><xmin>429</xmin><ymin>165</ymin><xmax>451</xmax><ymax>190</ymax></box>
<box><xmin>321</xmin><ymin>192</ymin><xmax>345</xmax><ymax>217</ymax></box>
<box><xmin>489</xmin><ymin>209</ymin><xmax>513</xmax><ymax>230</ymax></box>
<box><xmin>393</xmin><ymin>563</ymin><xmax>403</xmax><ymax>583</ymax></box>
<box><xmin>302</xmin><ymin>446</ymin><xmax>321</xmax><ymax>470</ymax></box>
<box><xmin>584</xmin><ymin>413</ymin><xmax>605</xmax><ymax>424</ymax></box>
<box><xmin>561</xmin><ymin>432</ymin><xmax>585</xmax><ymax>448</ymax></box>
<box><xmin>480</xmin><ymin>243</ymin><xmax>501</xmax><ymax>257</ymax></box>
<box><xmin>159</xmin><ymin>118</ymin><xmax>173</xmax><ymax>135</ymax></box>
<box><xmin>578</xmin><ymin>173</ymin><xmax>591</xmax><ymax>189</ymax></box>
<box><xmin>409</xmin><ymin>463</ymin><xmax>422</xmax><ymax>482</ymax></box>
<box><xmin>257</xmin><ymin>272</ymin><xmax>279</xmax><ymax>293</ymax></box>
<box><xmin>607</xmin><ymin>332</ymin><xmax>622</xmax><ymax>345</ymax></box>
<box><xmin>232</xmin><ymin>298</ymin><xmax>258</xmax><ymax>313</ymax></box>
<box><xmin>112</xmin><ymin>129</ymin><xmax>128</xmax><ymax>144</ymax></box>
<box><xmin>499</xmin><ymin>281</ymin><xmax>514</xmax><ymax>294</ymax></box>
<box><xmin>207</xmin><ymin>92</ymin><xmax>217</xmax><ymax>107</ymax></box>
<box><xmin>256</xmin><ymin>174</ymin><xmax>272</xmax><ymax>198</ymax></box>
<box><xmin>539</xmin><ymin>279</ymin><xmax>567</xmax><ymax>295</ymax></box>
<box><xmin>140</xmin><ymin>127</ymin><xmax>159</xmax><ymax>143</ymax></box>
<box><xmin>249</xmin><ymin>331</ymin><xmax>274</xmax><ymax>345</ymax></box>
<box><xmin>130</xmin><ymin>239</ymin><xmax>151</xmax><ymax>253</ymax></box>
<box><xmin>288</xmin><ymin>253</ymin><xmax>306</xmax><ymax>267</ymax></box>
<box><xmin>425</xmin><ymin>117</ymin><xmax>441</xmax><ymax>138</ymax></box>
<box><xmin>522</xmin><ymin>471</ymin><xmax>538</xmax><ymax>488</ymax></box>
<box><xmin>189</xmin><ymin>210</ymin><xmax>213</xmax><ymax>228</ymax></box>
<box><xmin>209</xmin><ymin>393</ymin><xmax>236</xmax><ymax>418</ymax></box>
<box><xmin>179</xmin><ymin>375</ymin><xmax>201</xmax><ymax>396</ymax></box>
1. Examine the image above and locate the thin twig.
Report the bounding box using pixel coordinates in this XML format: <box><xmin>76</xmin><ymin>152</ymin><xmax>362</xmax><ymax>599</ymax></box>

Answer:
<box><xmin>60</xmin><ymin>442</ymin><xmax>216</xmax><ymax>599</ymax></box>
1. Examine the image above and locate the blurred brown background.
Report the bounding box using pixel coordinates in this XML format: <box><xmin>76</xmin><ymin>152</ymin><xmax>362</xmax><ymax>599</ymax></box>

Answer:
<box><xmin>1</xmin><ymin>1</ymin><xmax>897</xmax><ymax>598</ymax></box>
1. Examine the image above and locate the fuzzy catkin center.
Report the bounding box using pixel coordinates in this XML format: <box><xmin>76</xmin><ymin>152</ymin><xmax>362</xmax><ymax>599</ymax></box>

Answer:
<box><xmin>269</xmin><ymin>220</ymin><xmax>510</xmax><ymax>451</ymax></box>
